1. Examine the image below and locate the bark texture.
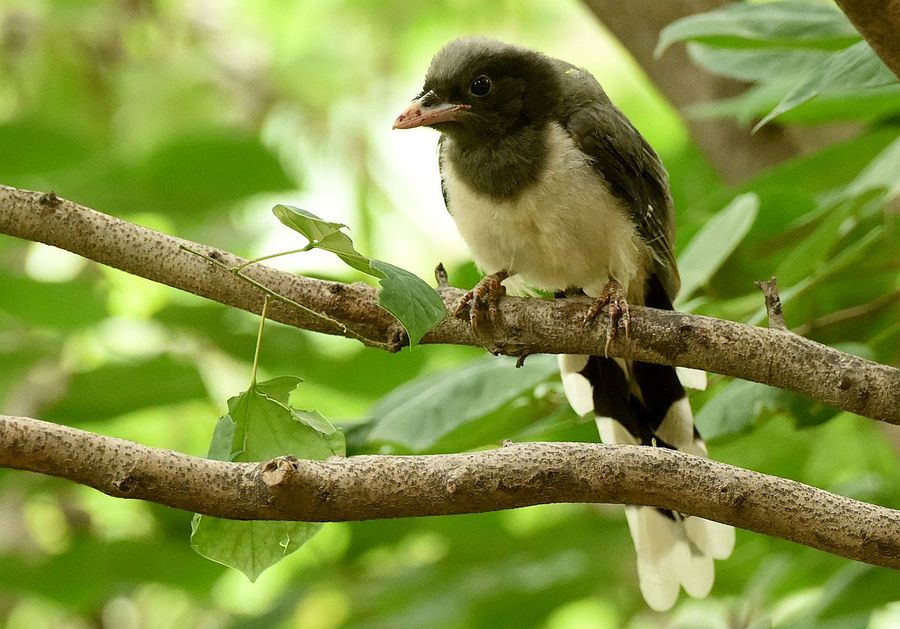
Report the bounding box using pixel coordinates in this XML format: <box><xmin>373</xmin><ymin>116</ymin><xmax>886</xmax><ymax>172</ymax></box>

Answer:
<box><xmin>1</xmin><ymin>185</ymin><xmax>898</xmax><ymax>423</ymax></box>
<box><xmin>834</xmin><ymin>0</ymin><xmax>900</xmax><ymax>80</ymax></box>
<box><xmin>2</xmin><ymin>414</ymin><xmax>898</xmax><ymax>569</ymax></box>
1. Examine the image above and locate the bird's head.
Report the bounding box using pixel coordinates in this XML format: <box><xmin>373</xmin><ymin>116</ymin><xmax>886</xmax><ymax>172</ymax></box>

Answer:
<box><xmin>393</xmin><ymin>37</ymin><xmax>561</xmax><ymax>146</ymax></box>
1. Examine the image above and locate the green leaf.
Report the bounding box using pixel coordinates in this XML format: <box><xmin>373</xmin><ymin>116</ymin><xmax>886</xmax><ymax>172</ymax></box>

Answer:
<box><xmin>676</xmin><ymin>193</ymin><xmax>759</xmax><ymax>303</ymax></box>
<box><xmin>139</xmin><ymin>132</ymin><xmax>295</xmax><ymax>218</ymax></box>
<box><xmin>365</xmin><ymin>355</ymin><xmax>560</xmax><ymax>452</ymax></box>
<box><xmin>271</xmin><ymin>204</ymin><xmax>346</xmax><ymax>243</ymax></box>
<box><xmin>370</xmin><ymin>260</ymin><xmax>448</xmax><ymax>346</ymax></box>
<box><xmin>273</xmin><ymin>204</ymin><xmax>374</xmax><ymax>275</ymax></box>
<box><xmin>0</xmin><ymin>274</ymin><xmax>109</xmax><ymax>331</ymax></box>
<box><xmin>315</xmin><ymin>231</ymin><xmax>381</xmax><ymax>276</ymax></box>
<box><xmin>656</xmin><ymin>1</ymin><xmax>859</xmax><ymax>56</ymax></box>
<box><xmin>0</xmin><ymin>120</ymin><xmax>92</xmax><ymax>180</ymax></box>
<box><xmin>686</xmin><ymin>43</ymin><xmax>900</xmax><ymax>126</ymax></box>
<box><xmin>191</xmin><ymin>376</ymin><xmax>345</xmax><ymax>581</ymax></box>
<box><xmin>773</xmin><ymin>85</ymin><xmax>900</xmax><ymax>125</ymax></box>
<box><xmin>207</xmin><ymin>415</ymin><xmax>236</xmax><ymax>460</ymax></box>
<box><xmin>773</xmin><ymin>202</ymin><xmax>853</xmax><ymax>287</ymax></box>
<box><xmin>190</xmin><ymin>516</ymin><xmax>321</xmax><ymax>583</ymax></box>
<box><xmin>696</xmin><ymin>377</ymin><xmax>839</xmax><ymax>441</ymax></box>
<box><xmin>755</xmin><ymin>41</ymin><xmax>897</xmax><ymax>130</ymax></box>
<box><xmin>41</xmin><ymin>355</ymin><xmax>208</xmax><ymax>424</ymax></box>
<box><xmin>687</xmin><ymin>81</ymin><xmax>790</xmax><ymax>125</ymax></box>
<box><xmin>272</xmin><ymin>204</ymin><xmax>447</xmax><ymax>347</ymax></box>
<box><xmin>841</xmin><ymin>136</ymin><xmax>900</xmax><ymax>202</ymax></box>
<box><xmin>686</xmin><ymin>43</ymin><xmax>831</xmax><ymax>82</ymax></box>
<box><xmin>695</xmin><ymin>379</ymin><xmax>782</xmax><ymax>440</ymax></box>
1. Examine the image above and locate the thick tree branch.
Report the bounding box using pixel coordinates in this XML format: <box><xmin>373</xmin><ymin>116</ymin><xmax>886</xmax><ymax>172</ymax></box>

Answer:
<box><xmin>2</xmin><ymin>414</ymin><xmax>898</xmax><ymax>569</ymax></box>
<box><xmin>834</xmin><ymin>0</ymin><xmax>900</xmax><ymax>80</ymax></box>
<box><xmin>1</xmin><ymin>185</ymin><xmax>898</xmax><ymax>423</ymax></box>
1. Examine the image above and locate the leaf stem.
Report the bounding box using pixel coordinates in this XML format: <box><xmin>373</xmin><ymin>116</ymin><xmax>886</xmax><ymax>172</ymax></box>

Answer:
<box><xmin>250</xmin><ymin>295</ymin><xmax>269</xmax><ymax>386</ymax></box>
<box><xmin>234</xmin><ymin>244</ymin><xmax>315</xmax><ymax>271</ymax></box>
<box><xmin>178</xmin><ymin>244</ymin><xmax>394</xmax><ymax>350</ymax></box>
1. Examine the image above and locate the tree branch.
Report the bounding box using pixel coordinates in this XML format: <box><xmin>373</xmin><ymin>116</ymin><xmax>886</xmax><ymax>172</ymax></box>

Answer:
<box><xmin>834</xmin><ymin>0</ymin><xmax>900</xmax><ymax>80</ymax></box>
<box><xmin>2</xmin><ymin>414</ymin><xmax>898</xmax><ymax>569</ymax></box>
<box><xmin>1</xmin><ymin>185</ymin><xmax>897</xmax><ymax>423</ymax></box>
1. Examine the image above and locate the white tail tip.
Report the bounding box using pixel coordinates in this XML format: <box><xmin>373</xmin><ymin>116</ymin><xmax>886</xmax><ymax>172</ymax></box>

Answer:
<box><xmin>626</xmin><ymin>506</ymin><xmax>734</xmax><ymax>611</ymax></box>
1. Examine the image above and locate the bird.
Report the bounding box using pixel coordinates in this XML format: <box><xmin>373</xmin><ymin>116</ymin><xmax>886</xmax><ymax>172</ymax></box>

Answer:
<box><xmin>393</xmin><ymin>37</ymin><xmax>734</xmax><ymax>611</ymax></box>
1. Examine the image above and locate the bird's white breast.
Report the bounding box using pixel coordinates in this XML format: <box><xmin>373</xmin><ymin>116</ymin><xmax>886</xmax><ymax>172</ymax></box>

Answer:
<box><xmin>442</xmin><ymin>123</ymin><xmax>643</xmax><ymax>298</ymax></box>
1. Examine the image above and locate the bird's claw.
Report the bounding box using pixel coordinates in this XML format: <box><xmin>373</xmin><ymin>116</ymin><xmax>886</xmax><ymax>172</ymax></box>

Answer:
<box><xmin>453</xmin><ymin>270</ymin><xmax>509</xmax><ymax>329</ymax></box>
<box><xmin>583</xmin><ymin>279</ymin><xmax>631</xmax><ymax>356</ymax></box>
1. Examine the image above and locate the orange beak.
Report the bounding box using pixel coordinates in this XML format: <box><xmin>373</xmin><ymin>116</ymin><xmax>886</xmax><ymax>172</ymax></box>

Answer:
<box><xmin>393</xmin><ymin>91</ymin><xmax>471</xmax><ymax>129</ymax></box>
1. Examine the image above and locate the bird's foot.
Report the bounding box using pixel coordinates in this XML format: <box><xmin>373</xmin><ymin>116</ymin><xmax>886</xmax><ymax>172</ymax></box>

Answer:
<box><xmin>454</xmin><ymin>270</ymin><xmax>510</xmax><ymax>328</ymax></box>
<box><xmin>583</xmin><ymin>278</ymin><xmax>630</xmax><ymax>356</ymax></box>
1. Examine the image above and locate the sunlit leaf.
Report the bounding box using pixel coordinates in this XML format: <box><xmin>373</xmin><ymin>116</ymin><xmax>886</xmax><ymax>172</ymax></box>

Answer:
<box><xmin>190</xmin><ymin>517</ymin><xmax>321</xmax><ymax>584</ymax></box>
<box><xmin>191</xmin><ymin>376</ymin><xmax>345</xmax><ymax>581</ymax></box>
<box><xmin>676</xmin><ymin>193</ymin><xmax>759</xmax><ymax>302</ymax></box>
<box><xmin>656</xmin><ymin>1</ymin><xmax>859</xmax><ymax>56</ymax></box>
<box><xmin>273</xmin><ymin>204</ymin><xmax>447</xmax><ymax>346</ymax></box>
<box><xmin>755</xmin><ymin>41</ymin><xmax>897</xmax><ymax>130</ymax></box>
<box><xmin>272</xmin><ymin>204</ymin><xmax>346</xmax><ymax>243</ymax></box>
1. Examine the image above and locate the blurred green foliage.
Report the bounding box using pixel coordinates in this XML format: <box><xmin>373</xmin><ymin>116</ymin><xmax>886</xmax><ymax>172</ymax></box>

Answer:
<box><xmin>1</xmin><ymin>1</ymin><xmax>898</xmax><ymax>627</ymax></box>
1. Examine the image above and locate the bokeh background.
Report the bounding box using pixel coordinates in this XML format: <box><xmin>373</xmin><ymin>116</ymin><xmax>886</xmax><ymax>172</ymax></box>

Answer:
<box><xmin>1</xmin><ymin>0</ymin><xmax>899</xmax><ymax>627</ymax></box>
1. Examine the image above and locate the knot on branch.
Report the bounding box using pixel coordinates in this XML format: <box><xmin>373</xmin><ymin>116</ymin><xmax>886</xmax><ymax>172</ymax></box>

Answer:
<box><xmin>261</xmin><ymin>455</ymin><xmax>300</xmax><ymax>490</ymax></box>
<box><xmin>112</xmin><ymin>468</ymin><xmax>139</xmax><ymax>495</ymax></box>
<box><xmin>38</xmin><ymin>191</ymin><xmax>62</xmax><ymax>208</ymax></box>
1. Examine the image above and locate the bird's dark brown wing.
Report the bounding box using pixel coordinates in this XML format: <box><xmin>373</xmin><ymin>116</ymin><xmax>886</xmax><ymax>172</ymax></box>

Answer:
<box><xmin>553</xmin><ymin>63</ymin><xmax>681</xmax><ymax>303</ymax></box>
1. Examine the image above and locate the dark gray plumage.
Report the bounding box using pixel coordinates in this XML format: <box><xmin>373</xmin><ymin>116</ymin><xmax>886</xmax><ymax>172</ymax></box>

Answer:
<box><xmin>394</xmin><ymin>37</ymin><xmax>734</xmax><ymax>611</ymax></box>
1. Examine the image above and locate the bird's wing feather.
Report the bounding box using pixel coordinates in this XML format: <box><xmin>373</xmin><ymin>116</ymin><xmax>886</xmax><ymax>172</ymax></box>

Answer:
<box><xmin>553</xmin><ymin>62</ymin><xmax>680</xmax><ymax>302</ymax></box>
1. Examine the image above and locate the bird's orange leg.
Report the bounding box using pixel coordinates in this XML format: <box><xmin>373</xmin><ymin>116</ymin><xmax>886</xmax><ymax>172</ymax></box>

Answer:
<box><xmin>453</xmin><ymin>270</ymin><xmax>510</xmax><ymax>328</ymax></box>
<box><xmin>584</xmin><ymin>278</ymin><xmax>631</xmax><ymax>356</ymax></box>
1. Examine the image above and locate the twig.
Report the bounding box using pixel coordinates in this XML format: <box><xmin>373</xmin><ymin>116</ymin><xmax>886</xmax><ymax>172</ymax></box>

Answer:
<box><xmin>178</xmin><ymin>244</ymin><xmax>393</xmax><ymax>351</ymax></box>
<box><xmin>755</xmin><ymin>276</ymin><xmax>788</xmax><ymax>331</ymax></box>
<box><xmin>434</xmin><ymin>262</ymin><xmax>450</xmax><ymax>288</ymax></box>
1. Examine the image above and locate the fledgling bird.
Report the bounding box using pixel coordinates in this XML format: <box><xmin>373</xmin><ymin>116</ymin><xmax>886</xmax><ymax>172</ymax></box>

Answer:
<box><xmin>393</xmin><ymin>37</ymin><xmax>734</xmax><ymax>611</ymax></box>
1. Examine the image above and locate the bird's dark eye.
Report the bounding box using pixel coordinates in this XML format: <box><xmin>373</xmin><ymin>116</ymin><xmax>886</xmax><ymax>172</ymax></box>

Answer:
<box><xmin>469</xmin><ymin>75</ymin><xmax>492</xmax><ymax>97</ymax></box>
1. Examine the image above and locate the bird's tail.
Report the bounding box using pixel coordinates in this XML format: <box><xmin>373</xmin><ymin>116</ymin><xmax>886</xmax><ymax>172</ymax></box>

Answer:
<box><xmin>558</xmin><ymin>354</ymin><xmax>735</xmax><ymax>611</ymax></box>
